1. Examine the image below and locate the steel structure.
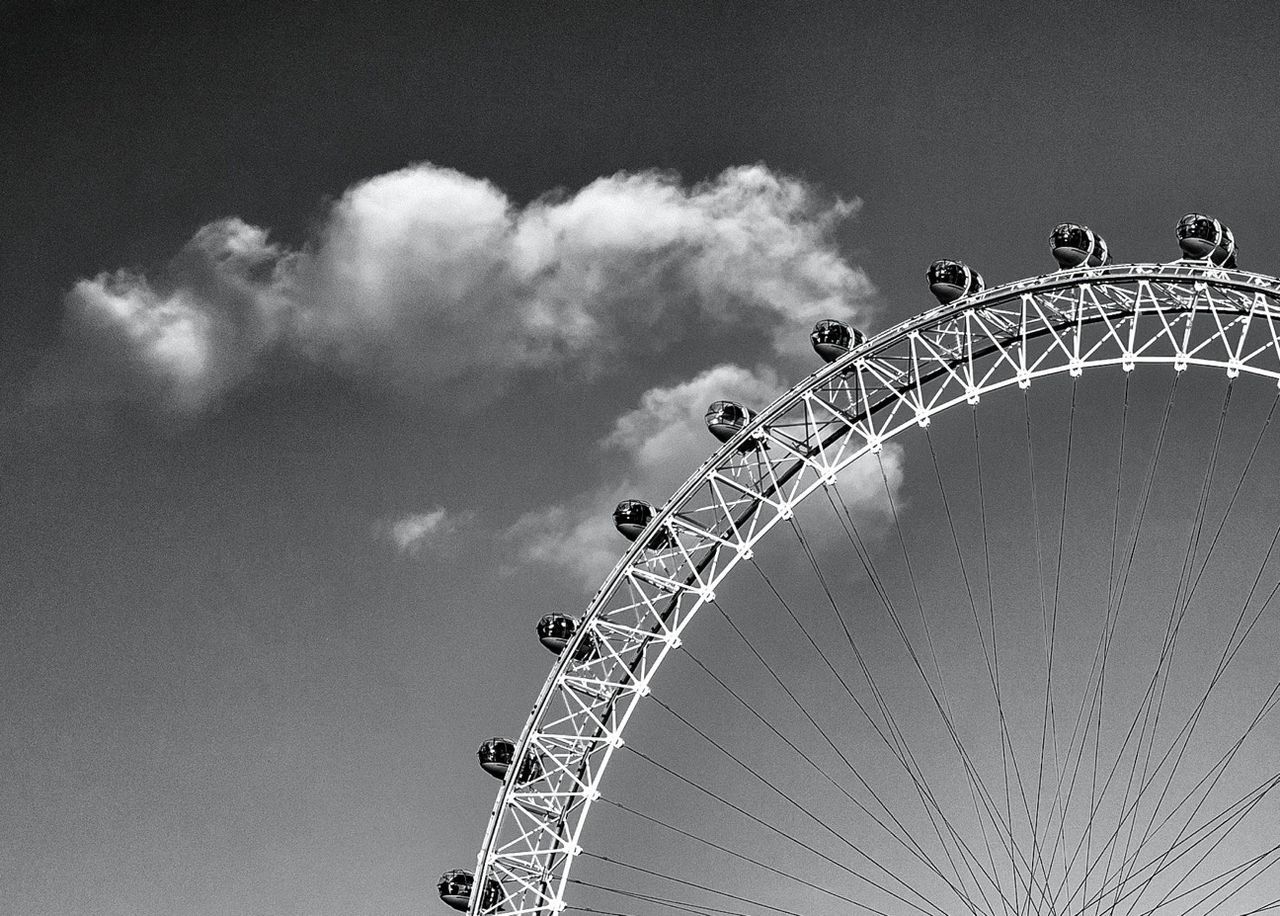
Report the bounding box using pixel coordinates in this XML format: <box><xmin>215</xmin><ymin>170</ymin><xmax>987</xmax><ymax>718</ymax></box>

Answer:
<box><xmin>467</xmin><ymin>258</ymin><xmax>1280</xmax><ymax>916</ymax></box>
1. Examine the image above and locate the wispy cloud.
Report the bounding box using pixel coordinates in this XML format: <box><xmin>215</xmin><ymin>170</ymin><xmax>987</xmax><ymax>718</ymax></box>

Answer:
<box><xmin>376</xmin><ymin>508</ymin><xmax>474</xmax><ymax>557</ymax></box>
<box><xmin>38</xmin><ymin>164</ymin><xmax>873</xmax><ymax>414</ymax></box>
<box><xmin>503</xmin><ymin>364</ymin><xmax>904</xmax><ymax>588</ymax></box>
<box><xmin>504</xmin><ymin>364</ymin><xmax>781</xmax><ymax>587</ymax></box>
<box><xmin>38</xmin><ymin>159</ymin><xmax>892</xmax><ymax>583</ymax></box>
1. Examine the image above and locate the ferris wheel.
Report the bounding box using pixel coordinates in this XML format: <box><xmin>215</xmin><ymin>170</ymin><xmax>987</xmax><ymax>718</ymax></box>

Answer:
<box><xmin>440</xmin><ymin>213</ymin><xmax>1280</xmax><ymax>916</ymax></box>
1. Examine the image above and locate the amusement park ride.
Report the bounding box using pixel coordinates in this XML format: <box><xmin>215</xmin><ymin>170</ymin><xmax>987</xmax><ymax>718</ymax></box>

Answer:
<box><xmin>439</xmin><ymin>212</ymin><xmax>1279</xmax><ymax>916</ymax></box>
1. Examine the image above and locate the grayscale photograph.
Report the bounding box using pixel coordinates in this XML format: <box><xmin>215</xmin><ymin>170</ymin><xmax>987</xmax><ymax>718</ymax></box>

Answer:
<box><xmin>4</xmin><ymin>4</ymin><xmax>1280</xmax><ymax>916</ymax></box>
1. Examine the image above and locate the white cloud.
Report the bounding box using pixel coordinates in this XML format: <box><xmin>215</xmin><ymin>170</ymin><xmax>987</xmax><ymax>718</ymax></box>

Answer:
<box><xmin>40</xmin><ymin>163</ymin><xmax>874</xmax><ymax>413</ymax></box>
<box><xmin>503</xmin><ymin>505</ymin><xmax>622</xmax><ymax>589</ymax></box>
<box><xmin>377</xmin><ymin>508</ymin><xmax>474</xmax><ymax>557</ymax></box>
<box><xmin>38</xmin><ymin>161</ymin><xmax>894</xmax><ymax>582</ymax></box>
<box><xmin>504</xmin><ymin>364</ymin><xmax>905</xmax><ymax>589</ymax></box>
<box><xmin>603</xmin><ymin>364</ymin><xmax>784</xmax><ymax>497</ymax></box>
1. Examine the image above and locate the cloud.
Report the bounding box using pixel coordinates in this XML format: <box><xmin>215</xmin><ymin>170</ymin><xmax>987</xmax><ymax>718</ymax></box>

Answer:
<box><xmin>376</xmin><ymin>508</ymin><xmax>474</xmax><ymax>557</ymax></box>
<box><xmin>504</xmin><ymin>364</ymin><xmax>904</xmax><ymax>588</ymax></box>
<box><xmin>503</xmin><ymin>505</ymin><xmax>622</xmax><ymax>590</ymax></box>
<box><xmin>601</xmin><ymin>363</ymin><xmax>784</xmax><ymax>497</ymax></box>
<box><xmin>31</xmin><ymin>220</ymin><xmax>294</xmax><ymax>415</ymax></box>
<box><xmin>38</xmin><ymin>163</ymin><xmax>874</xmax><ymax>414</ymax></box>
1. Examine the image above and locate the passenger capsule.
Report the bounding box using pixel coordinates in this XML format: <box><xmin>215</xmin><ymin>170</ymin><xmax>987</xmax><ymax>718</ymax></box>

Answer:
<box><xmin>810</xmin><ymin>319</ymin><xmax>865</xmax><ymax>363</ymax></box>
<box><xmin>613</xmin><ymin>499</ymin><xmax>655</xmax><ymax>540</ymax></box>
<box><xmin>1177</xmin><ymin>213</ymin><xmax>1237</xmax><ymax>267</ymax></box>
<box><xmin>477</xmin><ymin>737</ymin><xmax>545</xmax><ymax>784</ymax></box>
<box><xmin>536</xmin><ymin>613</ymin><xmax>577</xmax><ymax>654</ymax></box>
<box><xmin>477</xmin><ymin>737</ymin><xmax>516</xmax><ymax>778</ymax></box>
<box><xmin>927</xmin><ymin>260</ymin><xmax>985</xmax><ymax>304</ymax></box>
<box><xmin>439</xmin><ymin>870</ymin><xmax>502</xmax><ymax>913</ymax></box>
<box><xmin>613</xmin><ymin>499</ymin><xmax>673</xmax><ymax>549</ymax></box>
<box><xmin>1050</xmin><ymin>223</ymin><xmax>1111</xmax><ymax>268</ymax></box>
<box><xmin>537</xmin><ymin>614</ymin><xmax>600</xmax><ymax>662</ymax></box>
<box><xmin>705</xmin><ymin>400</ymin><xmax>755</xmax><ymax>443</ymax></box>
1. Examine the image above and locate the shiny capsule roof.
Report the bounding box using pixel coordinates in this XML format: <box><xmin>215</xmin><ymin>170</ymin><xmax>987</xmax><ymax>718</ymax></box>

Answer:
<box><xmin>1177</xmin><ymin>213</ymin><xmax>1221</xmax><ymax>241</ymax></box>
<box><xmin>927</xmin><ymin>259</ymin><xmax>975</xmax><ymax>286</ymax></box>
<box><xmin>1051</xmin><ymin>223</ymin><xmax>1090</xmax><ymax>249</ymax></box>
<box><xmin>810</xmin><ymin>318</ymin><xmax>852</xmax><ymax>344</ymax></box>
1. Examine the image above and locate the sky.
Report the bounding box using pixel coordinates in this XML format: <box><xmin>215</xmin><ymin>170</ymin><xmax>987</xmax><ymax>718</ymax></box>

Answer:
<box><xmin>7</xmin><ymin>3</ymin><xmax>1280</xmax><ymax>916</ymax></box>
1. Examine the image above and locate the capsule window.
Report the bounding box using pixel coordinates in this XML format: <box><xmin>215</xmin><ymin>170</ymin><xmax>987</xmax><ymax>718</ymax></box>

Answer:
<box><xmin>930</xmin><ymin>261</ymin><xmax>964</xmax><ymax>285</ymax></box>
<box><xmin>812</xmin><ymin>321</ymin><xmax>851</xmax><ymax>344</ymax></box>
<box><xmin>1052</xmin><ymin>224</ymin><xmax>1086</xmax><ymax>249</ymax></box>
<box><xmin>1179</xmin><ymin>215</ymin><xmax>1216</xmax><ymax>241</ymax></box>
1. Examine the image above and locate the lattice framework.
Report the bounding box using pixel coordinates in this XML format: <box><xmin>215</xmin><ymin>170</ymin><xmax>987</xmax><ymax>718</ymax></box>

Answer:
<box><xmin>468</xmin><ymin>261</ymin><xmax>1280</xmax><ymax>916</ymax></box>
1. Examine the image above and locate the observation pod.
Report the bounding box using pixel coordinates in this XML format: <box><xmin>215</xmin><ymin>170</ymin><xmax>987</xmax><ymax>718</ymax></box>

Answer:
<box><xmin>613</xmin><ymin>499</ymin><xmax>673</xmax><ymax>549</ymax></box>
<box><xmin>536</xmin><ymin>613</ymin><xmax>601</xmax><ymax>662</ymax></box>
<box><xmin>477</xmin><ymin>737</ymin><xmax>545</xmax><ymax>784</ymax></box>
<box><xmin>438</xmin><ymin>869</ymin><xmax>502</xmax><ymax>913</ymax></box>
<box><xmin>536</xmin><ymin>613</ymin><xmax>577</xmax><ymax>654</ymax></box>
<box><xmin>1050</xmin><ymin>223</ymin><xmax>1111</xmax><ymax>268</ymax></box>
<box><xmin>927</xmin><ymin>260</ymin><xmax>985</xmax><ymax>304</ymax></box>
<box><xmin>705</xmin><ymin>400</ymin><xmax>756</xmax><ymax>444</ymax></box>
<box><xmin>614</xmin><ymin>499</ymin><xmax>655</xmax><ymax>540</ymax></box>
<box><xmin>477</xmin><ymin>737</ymin><xmax>515</xmax><ymax>778</ymax></box>
<box><xmin>810</xmin><ymin>319</ymin><xmax>865</xmax><ymax>363</ymax></box>
<box><xmin>1177</xmin><ymin>213</ymin><xmax>1238</xmax><ymax>267</ymax></box>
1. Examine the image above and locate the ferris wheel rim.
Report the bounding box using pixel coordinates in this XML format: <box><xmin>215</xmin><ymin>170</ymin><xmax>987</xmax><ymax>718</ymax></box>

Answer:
<box><xmin>467</xmin><ymin>260</ymin><xmax>1280</xmax><ymax>916</ymax></box>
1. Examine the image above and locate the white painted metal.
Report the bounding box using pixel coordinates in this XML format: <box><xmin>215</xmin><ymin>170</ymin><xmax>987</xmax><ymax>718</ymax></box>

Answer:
<box><xmin>468</xmin><ymin>260</ymin><xmax>1280</xmax><ymax>916</ymax></box>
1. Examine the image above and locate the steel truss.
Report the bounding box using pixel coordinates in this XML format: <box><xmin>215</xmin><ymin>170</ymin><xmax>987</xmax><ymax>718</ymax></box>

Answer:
<box><xmin>469</xmin><ymin>261</ymin><xmax>1280</xmax><ymax>916</ymax></box>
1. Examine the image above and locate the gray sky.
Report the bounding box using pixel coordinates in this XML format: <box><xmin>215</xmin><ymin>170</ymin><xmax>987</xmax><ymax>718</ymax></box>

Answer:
<box><xmin>5</xmin><ymin>3</ymin><xmax>1280</xmax><ymax>915</ymax></box>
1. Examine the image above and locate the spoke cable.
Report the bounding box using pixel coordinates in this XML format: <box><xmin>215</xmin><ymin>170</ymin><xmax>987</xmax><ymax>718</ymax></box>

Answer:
<box><xmin>821</xmin><ymin>485</ymin><xmax>1040</xmax><ymax>911</ymax></box>
<box><xmin>925</xmin><ymin>424</ymin><xmax>1019</xmax><ymax>916</ymax></box>
<box><xmin>1109</xmin><ymin>380</ymin><xmax>1235</xmax><ymax>912</ymax></box>
<box><xmin>1026</xmin><ymin>371</ymin><xmax>1159</xmax><ymax>914</ymax></box>
<box><xmin>877</xmin><ymin>446</ymin><xmax>1022</xmax><ymax>916</ymax></box>
<box><xmin>828</xmin><ymin>475</ymin><xmax>1052</xmax><ymax>905</ymax></box>
<box><xmin>1025</xmin><ymin>379</ymin><xmax>1081</xmax><ymax>914</ymax></box>
<box><xmin>973</xmin><ymin>403</ymin><xmax>1031</xmax><ymax>910</ymax></box>
<box><xmin>1071</xmin><ymin>770</ymin><xmax>1280</xmax><ymax>916</ymax></box>
<box><xmin>748</xmin><ymin>552</ymin><xmax>963</xmax><ymax>838</ymax></box>
<box><xmin>1086</xmin><ymin>370</ymin><xmax>1131</xmax><ymax>913</ymax></box>
<box><xmin>1112</xmin><ymin>394</ymin><xmax>1280</xmax><ymax>913</ymax></box>
<box><xmin>1104</xmin><ymin>666</ymin><xmax>1280</xmax><ymax>914</ymax></box>
<box><xmin>787</xmin><ymin>511</ymin><xmax>1000</xmax><ymax>915</ymax></box>
<box><xmin>1125</xmin><ymin>842</ymin><xmax>1280</xmax><ymax>916</ymax></box>
<box><xmin>599</xmin><ymin>796</ymin><xmax>934</xmax><ymax>916</ymax></box>
<box><xmin>1022</xmin><ymin>385</ymin><xmax>1062</xmax><ymax>916</ymax></box>
<box><xmin>1069</xmin><ymin>691</ymin><xmax>1280</xmax><ymax>916</ymax></box>
<box><xmin>646</xmin><ymin>691</ymin><xmax>949</xmax><ymax>916</ymax></box>
<box><xmin>581</xmin><ymin>852</ymin><xmax>810</xmax><ymax>916</ymax></box>
<box><xmin>568</xmin><ymin>878</ymin><xmax>752</xmax><ymax>916</ymax></box>
<box><xmin>745</xmin><ymin>556</ymin><xmax>994</xmax><ymax>914</ymax></box>
<box><xmin>593</xmin><ymin>761</ymin><xmax>916</xmax><ymax>916</ymax></box>
<box><xmin>1032</xmin><ymin>374</ymin><xmax>1180</xmax><ymax>916</ymax></box>
<box><xmin>697</xmin><ymin>598</ymin><xmax>961</xmax><ymax>891</ymax></box>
